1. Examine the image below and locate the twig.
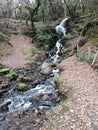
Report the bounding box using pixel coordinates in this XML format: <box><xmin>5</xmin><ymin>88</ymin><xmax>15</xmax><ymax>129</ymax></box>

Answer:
<box><xmin>91</xmin><ymin>50</ymin><xmax>98</xmax><ymax>66</ymax></box>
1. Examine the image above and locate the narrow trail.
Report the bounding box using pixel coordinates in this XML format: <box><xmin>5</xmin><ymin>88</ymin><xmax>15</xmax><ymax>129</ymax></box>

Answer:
<box><xmin>41</xmin><ymin>55</ymin><xmax>98</xmax><ymax>130</ymax></box>
<box><xmin>0</xmin><ymin>34</ymin><xmax>33</xmax><ymax>68</ymax></box>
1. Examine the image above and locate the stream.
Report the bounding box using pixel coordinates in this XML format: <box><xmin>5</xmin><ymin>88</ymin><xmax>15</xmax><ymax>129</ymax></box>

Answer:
<box><xmin>0</xmin><ymin>38</ymin><xmax>65</xmax><ymax>130</ymax></box>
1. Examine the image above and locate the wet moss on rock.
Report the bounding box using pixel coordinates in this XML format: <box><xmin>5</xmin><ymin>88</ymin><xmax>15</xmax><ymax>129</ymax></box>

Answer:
<box><xmin>18</xmin><ymin>83</ymin><xmax>27</xmax><ymax>91</ymax></box>
<box><xmin>7</xmin><ymin>71</ymin><xmax>18</xmax><ymax>81</ymax></box>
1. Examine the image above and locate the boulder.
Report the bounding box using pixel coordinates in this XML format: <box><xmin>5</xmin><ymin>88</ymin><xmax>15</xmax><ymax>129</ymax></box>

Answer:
<box><xmin>0</xmin><ymin>68</ymin><xmax>10</xmax><ymax>75</ymax></box>
<box><xmin>40</xmin><ymin>62</ymin><xmax>52</xmax><ymax>75</ymax></box>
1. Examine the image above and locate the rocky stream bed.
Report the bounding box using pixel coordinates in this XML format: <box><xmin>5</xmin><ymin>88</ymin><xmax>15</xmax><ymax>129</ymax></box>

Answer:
<box><xmin>0</xmin><ymin>41</ymin><xmax>67</xmax><ymax>130</ymax></box>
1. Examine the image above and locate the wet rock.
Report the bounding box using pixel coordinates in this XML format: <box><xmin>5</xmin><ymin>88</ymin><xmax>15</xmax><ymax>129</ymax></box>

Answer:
<box><xmin>0</xmin><ymin>89</ymin><xmax>8</xmax><ymax>97</ymax></box>
<box><xmin>0</xmin><ymin>116</ymin><xmax>5</xmax><ymax>121</ymax></box>
<box><xmin>40</xmin><ymin>62</ymin><xmax>52</xmax><ymax>75</ymax></box>
<box><xmin>0</xmin><ymin>83</ymin><xmax>10</xmax><ymax>97</ymax></box>
<box><xmin>0</xmin><ymin>80</ymin><xmax>58</xmax><ymax>114</ymax></box>
<box><xmin>52</xmin><ymin>69</ymin><xmax>60</xmax><ymax>82</ymax></box>
<box><xmin>0</xmin><ymin>100</ymin><xmax>11</xmax><ymax>113</ymax></box>
<box><xmin>51</xmin><ymin>54</ymin><xmax>62</xmax><ymax>64</ymax></box>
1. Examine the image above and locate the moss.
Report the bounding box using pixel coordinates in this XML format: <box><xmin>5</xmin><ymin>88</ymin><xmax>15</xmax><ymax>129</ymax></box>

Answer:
<box><xmin>31</xmin><ymin>57</ymin><xmax>39</xmax><ymax>64</ymax></box>
<box><xmin>0</xmin><ymin>68</ymin><xmax>10</xmax><ymax>75</ymax></box>
<box><xmin>0</xmin><ymin>32</ymin><xmax>12</xmax><ymax>46</ymax></box>
<box><xmin>7</xmin><ymin>71</ymin><xmax>18</xmax><ymax>81</ymax></box>
<box><xmin>0</xmin><ymin>41</ymin><xmax>12</xmax><ymax>59</ymax></box>
<box><xmin>18</xmin><ymin>75</ymin><xmax>31</xmax><ymax>82</ymax></box>
<box><xmin>18</xmin><ymin>83</ymin><xmax>27</xmax><ymax>91</ymax></box>
<box><xmin>0</xmin><ymin>32</ymin><xmax>6</xmax><ymax>41</ymax></box>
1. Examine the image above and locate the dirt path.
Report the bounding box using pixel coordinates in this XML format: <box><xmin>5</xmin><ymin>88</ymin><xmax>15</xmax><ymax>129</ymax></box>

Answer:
<box><xmin>0</xmin><ymin>34</ymin><xmax>33</xmax><ymax>68</ymax></box>
<box><xmin>41</xmin><ymin>55</ymin><xmax>98</xmax><ymax>130</ymax></box>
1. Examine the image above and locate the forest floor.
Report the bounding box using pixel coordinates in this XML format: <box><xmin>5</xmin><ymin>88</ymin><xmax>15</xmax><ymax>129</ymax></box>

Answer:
<box><xmin>40</xmin><ymin>55</ymin><xmax>98</xmax><ymax>130</ymax></box>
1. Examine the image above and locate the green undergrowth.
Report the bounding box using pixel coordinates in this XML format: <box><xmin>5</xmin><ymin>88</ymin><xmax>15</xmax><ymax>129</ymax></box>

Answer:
<box><xmin>77</xmin><ymin>51</ymin><xmax>95</xmax><ymax>64</ymax></box>
<box><xmin>7</xmin><ymin>71</ymin><xmax>18</xmax><ymax>81</ymax></box>
<box><xmin>0</xmin><ymin>31</ymin><xmax>12</xmax><ymax>58</ymax></box>
<box><xmin>35</xmin><ymin>21</ymin><xmax>58</xmax><ymax>49</ymax></box>
<box><xmin>0</xmin><ymin>31</ymin><xmax>12</xmax><ymax>46</ymax></box>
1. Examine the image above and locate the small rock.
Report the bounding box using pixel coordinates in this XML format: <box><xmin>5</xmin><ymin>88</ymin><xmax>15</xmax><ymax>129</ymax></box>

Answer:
<box><xmin>18</xmin><ymin>83</ymin><xmax>27</xmax><ymax>91</ymax></box>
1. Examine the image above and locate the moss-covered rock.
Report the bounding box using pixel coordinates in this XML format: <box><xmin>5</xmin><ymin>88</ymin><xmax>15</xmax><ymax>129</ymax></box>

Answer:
<box><xmin>40</xmin><ymin>62</ymin><xmax>52</xmax><ymax>75</ymax></box>
<box><xmin>7</xmin><ymin>71</ymin><xmax>18</xmax><ymax>81</ymax></box>
<box><xmin>18</xmin><ymin>83</ymin><xmax>27</xmax><ymax>91</ymax></box>
<box><xmin>0</xmin><ymin>68</ymin><xmax>10</xmax><ymax>75</ymax></box>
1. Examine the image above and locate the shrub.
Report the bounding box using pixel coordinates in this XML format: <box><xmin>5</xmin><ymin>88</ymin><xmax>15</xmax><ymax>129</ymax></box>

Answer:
<box><xmin>77</xmin><ymin>52</ymin><xmax>85</xmax><ymax>62</ymax></box>
<box><xmin>85</xmin><ymin>53</ymin><xmax>94</xmax><ymax>64</ymax></box>
<box><xmin>35</xmin><ymin>22</ymin><xmax>57</xmax><ymax>49</ymax></box>
<box><xmin>77</xmin><ymin>51</ymin><xmax>95</xmax><ymax>64</ymax></box>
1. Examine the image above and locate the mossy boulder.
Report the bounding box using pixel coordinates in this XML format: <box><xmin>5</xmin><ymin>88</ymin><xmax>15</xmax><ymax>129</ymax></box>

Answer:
<box><xmin>40</xmin><ymin>62</ymin><xmax>52</xmax><ymax>75</ymax></box>
<box><xmin>18</xmin><ymin>83</ymin><xmax>27</xmax><ymax>91</ymax></box>
<box><xmin>0</xmin><ymin>68</ymin><xmax>10</xmax><ymax>75</ymax></box>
